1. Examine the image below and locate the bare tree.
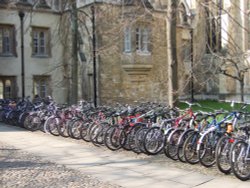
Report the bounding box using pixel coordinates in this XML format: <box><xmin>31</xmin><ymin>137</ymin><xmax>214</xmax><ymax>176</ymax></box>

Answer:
<box><xmin>198</xmin><ymin>0</ymin><xmax>250</xmax><ymax>102</ymax></box>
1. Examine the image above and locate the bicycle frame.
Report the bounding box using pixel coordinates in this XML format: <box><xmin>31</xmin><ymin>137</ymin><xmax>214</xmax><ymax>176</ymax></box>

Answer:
<box><xmin>197</xmin><ymin>111</ymin><xmax>240</xmax><ymax>151</ymax></box>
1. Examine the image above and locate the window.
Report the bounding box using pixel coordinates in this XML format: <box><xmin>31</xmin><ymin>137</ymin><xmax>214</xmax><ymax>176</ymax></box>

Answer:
<box><xmin>36</xmin><ymin>0</ymin><xmax>50</xmax><ymax>9</ymax></box>
<box><xmin>0</xmin><ymin>77</ymin><xmax>16</xmax><ymax>99</ymax></box>
<box><xmin>53</xmin><ymin>0</ymin><xmax>60</xmax><ymax>11</ymax></box>
<box><xmin>136</xmin><ymin>27</ymin><xmax>150</xmax><ymax>53</ymax></box>
<box><xmin>123</xmin><ymin>25</ymin><xmax>151</xmax><ymax>54</ymax></box>
<box><xmin>124</xmin><ymin>26</ymin><xmax>132</xmax><ymax>53</ymax></box>
<box><xmin>0</xmin><ymin>25</ymin><xmax>15</xmax><ymax>56</ymax></box>
<box><xmin>32</xmin><ymin>27</ymin><xmax>50</xmax><ymax>57</ymax></box>
<box><xmin>178</xmin><ymin>4</ymin><xmax>188</xmax><ymax>25</ymax></box>
<box><xmin>33</xmin><ymin>76</ymin><xmax>51</xmax><ymax>98</ymax></box>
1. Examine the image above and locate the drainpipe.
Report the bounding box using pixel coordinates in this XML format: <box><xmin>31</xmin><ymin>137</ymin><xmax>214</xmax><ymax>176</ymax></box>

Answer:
<box><xmin>91</xmin><ymin>4</ymin><xmax>97</xmax><ymax>107</ymax></box>
<box><xmin>19</xmin><ymin>11</ymin><xmax>25</xmax><ymax>99</ymax></box>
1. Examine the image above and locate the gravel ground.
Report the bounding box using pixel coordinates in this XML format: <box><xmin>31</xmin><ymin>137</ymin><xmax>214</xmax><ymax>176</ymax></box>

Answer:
<box><xmin>0</xmin><ymin>142</ymin><xmax>123</xmax><ymax>188</ymax></box>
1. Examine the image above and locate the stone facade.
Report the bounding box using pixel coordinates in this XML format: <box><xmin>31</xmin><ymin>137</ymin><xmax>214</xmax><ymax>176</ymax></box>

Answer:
<box><xmin>77</xmin><ymin>1</ymin><xmax>198</xmax><ymax>105</ymax></box>
<box><xmin>1</xmin><ymin>0</ymin><xmax>225</xmax><ymax>105</ymax></box>
<box><xmin>0</xmin><ymin>1</ymin><xmax>67</xmax><ymax>103</ymax></box>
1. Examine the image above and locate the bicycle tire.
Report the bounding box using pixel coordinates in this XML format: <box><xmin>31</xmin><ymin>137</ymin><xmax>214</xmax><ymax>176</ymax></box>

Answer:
<box><xmin>164</xmin><ymin>129</ymin><xmax>184</xmax><ymax>160</ymax></box>
<box><xmin>57</xmin><ymin>118</ymin><xmax>70</xmax><ymax>138</ymax></box>
<box><xmin>177</xmin><ymin>129</ymin><xmax>194</xmax><ymax>162</ymax></box>
<box><xmin>183</xmin><ymin>131</ymin><xmax>200</xmax><ymax>164</ymax></box>
<box><xmin>215</xmin><ymin>135</ymin><xmax>233</xmax><ymax>174</ymax></box>
<box><xmin>80</xmin><ymin>121</ymin><xmax>92</xmax><ymax>142</ymax></box>
<box><xmin>198</xmin><ymin>131</ymin><xmax>217</xmax><ymax>167</ymax></box>
<box><xmin>69</xmin><ymin>119</ymin><xmax>83</xmax><ymax>139</ymax></box>
<box><xmin>89</xmin><ymin>123</ymin><xmax>103</xmax><ymax>144</ymax></box>
<box><xmin>143</xmin><ymin>127</ymin><xmax>164</xmax><ymax>155</ymax></box>
<box><xmin>126</xmin><ymin>123</ymin><xmax>144</xmax><ymax>151</ymax></box>
<box><xmin>48</xmin><ymin>117</ymin><xmax>60</xmax><ymax>136</ymax></box>
<box><xmin>104</xmin><ymin>126</ymin><xmax>124</xmax><ymax>151</ymax></box>
<box><xmin>134</xmin><ymin>127</ymin><xmax>148</xmax><ymax>154</ymax></box>
<box><xmin>24</xmin><ymin>114</ymin><xmax>41</xmax><ymax>132</ymax></box>
<box><xmin>95</xmin><ymin>123</ymin><xmax>110</xmax><ymax>145</ymax></box>
<box><xmin>231</xmin><ymin>140</ymin><xmax>250</xmax><ymax>181</ymax></box>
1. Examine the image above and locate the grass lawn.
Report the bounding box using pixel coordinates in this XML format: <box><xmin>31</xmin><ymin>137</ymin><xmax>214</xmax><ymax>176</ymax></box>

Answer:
<box><xmin>178</xmin><ymin>100</ymin><xmax>250</xmax><ymax>112</ymax></box>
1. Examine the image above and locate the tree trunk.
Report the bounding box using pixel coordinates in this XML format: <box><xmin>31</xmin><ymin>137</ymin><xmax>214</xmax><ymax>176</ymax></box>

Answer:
<box><xmin>240</xmin><ymin>79</ymin><xmax>244</xmax><ymax>102</ymax></box>
<box><xmin>170</xmin><ymin>0</ymin><xmax>178</xmax><ymax>106</ymax></box>
<box><xmin>167</xmin><ymin>0</ymin><xmax>178</xmax><ymax>107</ymax></box>
<box><xmin>71</xmin><ymin>0</ymin><xmax>78</xmax><ymax>104</ymax></box>
<box><xmin>167</xmin><ymin>0</ymin><xmax>173</xmax><ymax>107</ymax></box>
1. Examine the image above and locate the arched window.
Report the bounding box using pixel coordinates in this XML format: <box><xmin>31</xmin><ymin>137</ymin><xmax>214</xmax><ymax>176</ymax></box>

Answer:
<box><xmin>205</xmin><ymin>6</ymin><xmax>218</xmax><ymax>53</ymax></box>
<box><xmin>4</xmin><ymin>80</ymin><xmax>11</xmax><ymax>99</ymax></box>
<box><xmin>0</xmin><ymin>77</ymin><xmax>16</xmax><ymax>99</ymax></box>
<box><xmin>33</xmin><ymin>76</ymin><xmax>51</xmax><ymax>98</ymax></box>
<box><xmin>178</xmin><ymin>3</ymin><xmax>188</xmax><ymax>25</ymax></box>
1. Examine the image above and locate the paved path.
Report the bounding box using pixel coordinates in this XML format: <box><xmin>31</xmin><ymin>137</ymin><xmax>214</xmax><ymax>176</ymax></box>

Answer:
<box><xmin>0</xmin><ymin>123</ymin><xmax>249</xmax><ymax>188</ymax></box>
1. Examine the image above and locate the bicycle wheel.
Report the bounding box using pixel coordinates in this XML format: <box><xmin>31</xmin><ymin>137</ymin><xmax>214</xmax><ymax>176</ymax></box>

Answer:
<box><xmin>18</xmin><ymin>112</ymin><xmax>29</xmax><ymax>128</ymax></box>
<box><xmin>198</xmin><ymin>131</ymin><xmax>217</xmax><ymax>167</ymax></box>
<box><xmin>134</xmin><ymin>127</ymin><xmax>149</xmax><ymax>154</ymax></box>
<box><xmin>177</xmin><ymin>129</ymin><xmax>194</xmax><ymax>162</ymax></box>
<box><xmin>215</xmin><ymin>135</ymin><xmax>234</xmax><ymax>174</ymax></box>
<box><xmin>43</xmin><ymin>116</ymin><xmax>54</xmax><ymax>134</ymax></box>
<box><xmin>24</xmin><ymin>114</ymin><xmax>41</xmax><ymax>132</ymax></box>
<box><xmin>164</xmin><ymin>129</ymin><xmax>184</xmax><ymax>160</ymax></box>
<box><xmin>126</xmin><ymin>123</ymin><xmax>144</xmax><ymax>151</ymax></box>
<box><xmin>57</xmin><ymin>118</ymin><xmax>71</xmax><ymax>138</ymax></box>
<box><xmin>80</xmin><ymin>121</ymin><xmax>92</xmax><ymax>142</ymax></box>
<box><xmin>69</xmin><ymin>119</ymin><xmax>83</xmax><ymax>139</ymax></box>
<box><xmin>95</xmin><ymin>123</ymin><xmax>110</xmax><ymax>145</ymax></box>
<box><xmin>183</xmin><ymin>132</ymin><xmax>200</xmax><ymax>164</ymax></box>
<box><xmin>231</xmin><ymin>140</ymin><xmax>250</xmax><ymax>181</ymax></box>
<box><xmin>48</xmin><ymin>117</ymin><xmax>60</xmax><ymax>136</ymax></box>
<box><xmin>89</xmin><ymin>123</ymin><xmax>103</xmax><ymax>144</ymax></box>
<box><xmin>143</xmin><ymin>127</ymin><xmax>164</xmax><ymax>155</ymax></box>
<box><xmin>104</xmin><ymin>126</ymin><xmax>116</xmax><ymax>150</ymax></box>
<box><xmin>104</xmin><ymin>126</ymin><xmax>124</xmax><ymax>151</ymax></box>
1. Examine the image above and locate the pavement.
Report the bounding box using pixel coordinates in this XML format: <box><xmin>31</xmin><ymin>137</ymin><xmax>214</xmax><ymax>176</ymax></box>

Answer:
<box><xmin>0</xmin><ymin>123</ymin><xmax>249</xmax><ymax>188</ymax></box>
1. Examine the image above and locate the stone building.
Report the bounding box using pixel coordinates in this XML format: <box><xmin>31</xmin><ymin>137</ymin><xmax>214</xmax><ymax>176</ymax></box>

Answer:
<box><xmin>0</xmin><ymin>0</ymin><xmax>215</xmax><ymax>105</ymax></box>
<box><xmin>218</xmin><ymin>0</ymin><xmax>250</xmax><ymax>101</ymax></box>
<box><xmin>0</xmin><ymin>0</ymin><xmax>209</xmax><ymax>105</ymax></box>
<box><xmin>76</xmin><ymin>0</ymin><xmax>199</xmax><ymax>105</ymax></box>
<box><xmin>0</xmin><ymin>0</ymin><xmax>67</xmax><ymax>103</ymax></box>
<box><xmin>197</xmin><ymin>0</ymin><xmax>250</xmax><ymax>101</ymax></box>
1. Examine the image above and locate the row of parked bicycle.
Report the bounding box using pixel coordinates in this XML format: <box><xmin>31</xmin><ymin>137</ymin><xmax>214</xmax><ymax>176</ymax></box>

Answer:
<box><xmin>0</xmin><ymin>97</ymin><xmax>249</xmax><ymax>181</ymax></box>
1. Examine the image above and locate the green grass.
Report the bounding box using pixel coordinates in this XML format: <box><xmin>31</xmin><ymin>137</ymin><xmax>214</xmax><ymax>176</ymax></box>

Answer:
<box><xmin>178</xmin><ymin>100</ymin><xmax>250</xmax><ymax>112</ymax></box>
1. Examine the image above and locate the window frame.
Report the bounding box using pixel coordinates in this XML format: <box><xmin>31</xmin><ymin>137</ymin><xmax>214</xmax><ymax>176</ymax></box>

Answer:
<box><xmin>124</xmin><ymin>26</ymin><xmax>132</xmax><ymax>53</ymax></box>
<box><xmin>0</xmin><ymin>24</ymin><xmax>16</xmax><ymax>57</ymax></box>
<box><xmin>53</xmin><ymin>0</ymin><xmax>60</xmax><ymax>11</ymax></box>
<box><xmin>32</xmin><ymin>27</ymin><xmax>50</xmax><ymax>57</ymax></box>
<box><xmin>136</xmin><ymin>27</ymin><xmax>151</xmax><ymax>54</ymax></box>
<box><xmin>33</xmin><ymin>75</ymin><xmax>51</xmax><ymax>98</ymax></box>
<box><xmin>0</xmin><ymin>76</ymin><xmax>17</xmax><ymax>99</ymax></box>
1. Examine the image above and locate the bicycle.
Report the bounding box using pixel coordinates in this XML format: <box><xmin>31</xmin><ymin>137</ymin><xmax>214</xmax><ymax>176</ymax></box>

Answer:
<box><xmin>230</xmin><ymin>124</ymin><xmax>250</xmax><ymax>181</ymax></box>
